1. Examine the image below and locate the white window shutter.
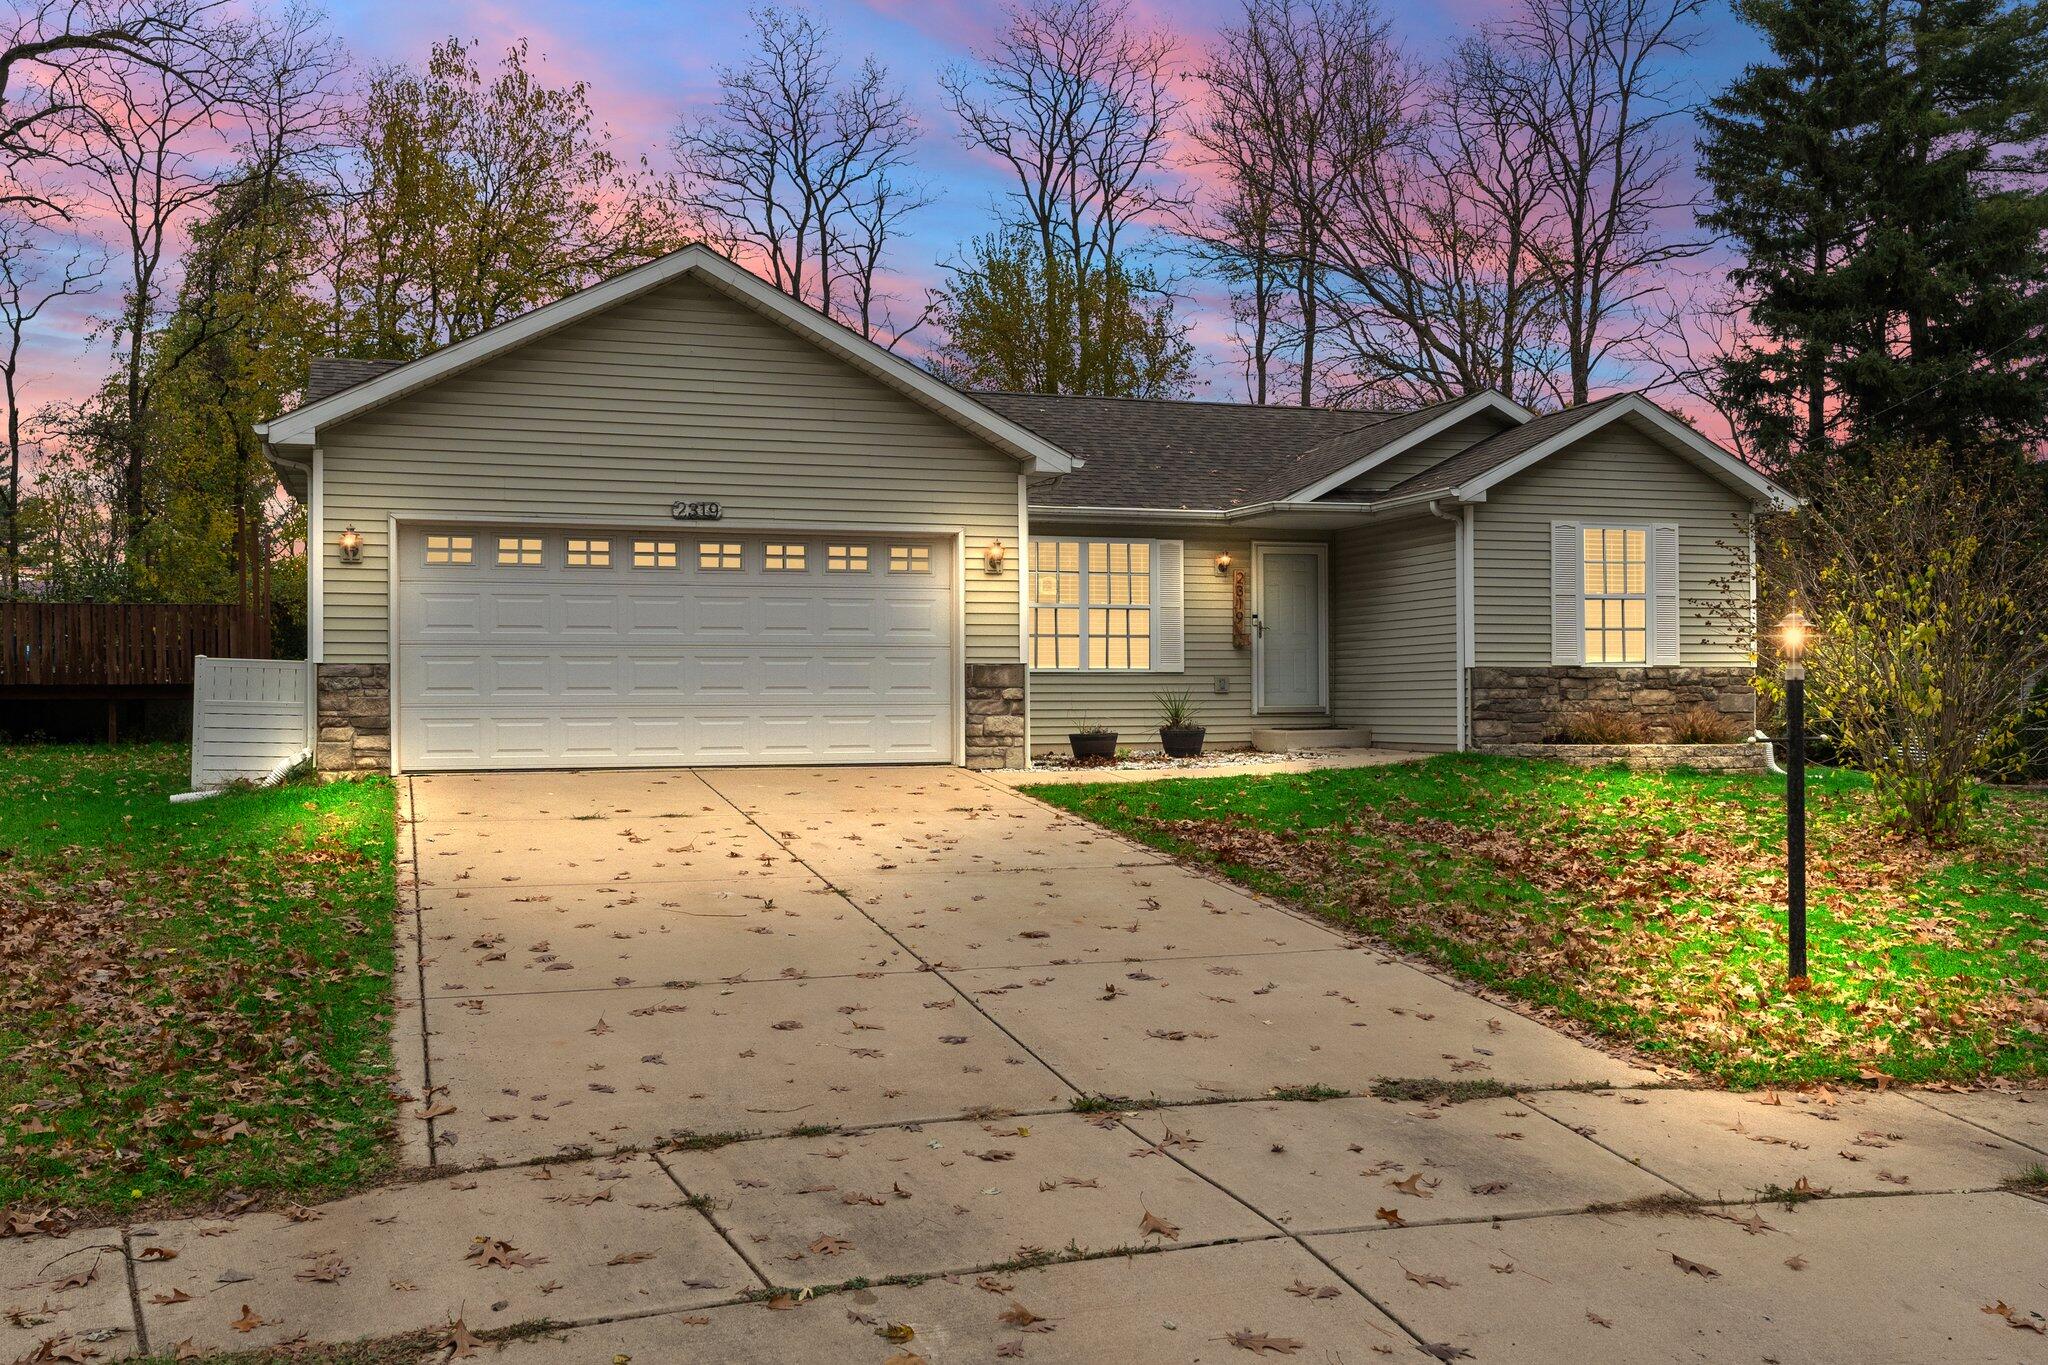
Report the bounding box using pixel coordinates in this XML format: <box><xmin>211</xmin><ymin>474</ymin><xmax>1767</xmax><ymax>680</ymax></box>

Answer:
<box><xmin>1651</xmin><ymin>523</ymin><xmax>1681</xmax><ymax>665</ymax></box>
<box><xmin>1152</xmin><ymin>539</ymin><xmax>1185</xmax><ymax>671</ymax></box>
<box><xmin>1550</xmin><ymin>521</ymin><xmax>1584</xmax><ymax>665</ymax></box>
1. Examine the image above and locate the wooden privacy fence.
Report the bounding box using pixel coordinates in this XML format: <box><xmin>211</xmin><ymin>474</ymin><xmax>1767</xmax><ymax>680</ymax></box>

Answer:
<box><xmin>1</xmin><ymin>602</ymin><xmax>271</xmax><ymax>694</ymax></box>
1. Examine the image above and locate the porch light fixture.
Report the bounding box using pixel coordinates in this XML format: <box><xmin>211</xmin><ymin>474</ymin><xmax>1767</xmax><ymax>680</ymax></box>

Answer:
<box><xmin>337</xmin><ymin>524</ymin><xmax>364</xmax><ymax>565</ymax></box>
<box><xmin>1214</xmin><ymin>552</ymin><xmax>1232</xmax><ymax>575</ymax></box>
<box><xmin>984</xmin><ymin>539</ymin><xmax>1007</xmax><ymax>575</ymax></box>
<box><xmin>1778</xmin><ymin>603</ymin><xmax>1812</xmax><ymax>987</ymax></box>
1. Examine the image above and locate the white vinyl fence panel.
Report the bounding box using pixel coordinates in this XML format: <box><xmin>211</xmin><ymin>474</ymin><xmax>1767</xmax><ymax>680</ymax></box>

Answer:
<box><xmin>191</xmin><ymin>657</ymin><xmax>314</xmax><ymax>788</ymax></box>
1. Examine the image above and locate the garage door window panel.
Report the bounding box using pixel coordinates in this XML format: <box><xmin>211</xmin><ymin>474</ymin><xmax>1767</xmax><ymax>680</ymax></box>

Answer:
<box><xmin>566</xmin><ymin>537</ymin><xmax>612</xmax><ymax>568</ymax></box>
<box><xmin>425</xmin><ymin>533</ymin><xmax>473</xmax><ymax>566</ymax></box>
<box><xmin>632</xmin><ymin>539</ymin><xmax>678</xmax><ymax>569</ymax></box>
<box><xmin>496</xmin><ymin>536</ymin><xmax>544</xmax><ymax>567</ymax></box>
<box><xmin>828</xmin><ymin>544</ymin><xmax>870</xmax><ymax>572</ymax></box>
<box><xmin>699</xmin><ymin>542</ymin><xmax>744</xmax><ymax>571</ymax></box>
<box><xmin>889</xmin><ymin>544</ymin><xmax>931</xmax><ymax>574</ymax></box>
<box><xmin>765</xmin><ymin>543</ymin><xmax>808</xmax><ymax>571</ymax></box>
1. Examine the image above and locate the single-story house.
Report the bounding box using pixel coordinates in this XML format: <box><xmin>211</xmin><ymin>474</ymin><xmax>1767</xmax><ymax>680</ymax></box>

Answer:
<box><xmin>257</xmin><ymin>244</ymin><xmax>1794</xmax><ymax>775</ymax></box>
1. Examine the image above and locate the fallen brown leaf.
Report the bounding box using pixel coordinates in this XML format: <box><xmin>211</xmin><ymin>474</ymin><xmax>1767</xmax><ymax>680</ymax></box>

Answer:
<box><xmin>1139</xmin><ymin>1210</ymin><xmax>1180</xmax><ymax>1241</ymax></box>
<box><xmin>1227</xmin><ymin>1329</ymin><xmax>1305</xmax><ymax>1355</ymax></box>
<box><xmin>998</xmin><ymin>1302</ymin><xmax>1054</xmax><ymax>1333</ymax></box>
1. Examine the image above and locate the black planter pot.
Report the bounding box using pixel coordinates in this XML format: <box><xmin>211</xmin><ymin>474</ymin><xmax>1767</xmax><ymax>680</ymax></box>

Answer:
<box><xmin>1069</xmin><ymin>731</ymin><xmax>1118</xmax><ymax>760</ymax></box>
<box><xmin>1159</xmin><ymin>725</ymin><xmax>1206</xmax><ymax>758</ymax></box>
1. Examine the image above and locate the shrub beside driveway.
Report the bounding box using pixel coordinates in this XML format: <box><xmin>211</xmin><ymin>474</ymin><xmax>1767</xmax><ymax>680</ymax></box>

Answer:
<box><xmin>0</xmin><ymin>743</ymin><xmax>396</xmax><ymax>1229</ymax></box>
<box><xmin>1030</xmin><ymin>754</ymin><xmax>2048</xmax><ymax>1086</ymax></box>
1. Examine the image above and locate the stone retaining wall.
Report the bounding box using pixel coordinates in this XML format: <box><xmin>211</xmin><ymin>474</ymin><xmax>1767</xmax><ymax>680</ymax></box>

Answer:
<box><xmin>964</xmin><ymin>662</ymin><xmax>1027</xmax><ymax>770</ymax></box>
<box><xmin>1470</xmin><ymin>665</ymin><xmax>1755</xmax><ymax>746</ymax></box>
<box><xmin>1485</xmin><ymin>742</ymin><xmax>1767</xmax><ymax>772</ymax></box>
<box><xmin>316</xmin><ymin>663</ymin><xmax>391</xmax><ymax>773</ymax></box>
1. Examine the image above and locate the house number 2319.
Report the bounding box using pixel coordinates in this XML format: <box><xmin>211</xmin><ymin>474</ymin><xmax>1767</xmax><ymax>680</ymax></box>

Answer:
<box><xmin>670</xmin><ymin>499</ymin><xmax>723</xmax><ymax>521</ymax></box>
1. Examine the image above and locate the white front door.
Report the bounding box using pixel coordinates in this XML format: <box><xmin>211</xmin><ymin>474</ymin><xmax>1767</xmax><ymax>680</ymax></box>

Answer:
<box><xmin>1254</xmin><ymin>544</ymin><xmax>1327</xmax><ymax>713</ymax></box>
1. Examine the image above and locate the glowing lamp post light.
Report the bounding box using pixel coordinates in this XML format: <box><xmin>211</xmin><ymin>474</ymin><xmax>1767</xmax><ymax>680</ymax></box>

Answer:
<box><xmin>1779</xmin><ymin>606</ymin><xmax>1811</xmax><ymax>986</ymax></box>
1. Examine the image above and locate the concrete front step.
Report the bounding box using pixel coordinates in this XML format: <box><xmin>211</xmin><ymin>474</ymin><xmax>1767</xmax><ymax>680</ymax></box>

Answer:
<box><xmin>1251</xmin><ymin>724</ymin><xmax>1371</xmax><ymax>752</ymax></box>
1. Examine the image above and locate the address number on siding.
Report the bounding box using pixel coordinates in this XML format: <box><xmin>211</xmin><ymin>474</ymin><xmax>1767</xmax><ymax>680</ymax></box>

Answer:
<box><xmin>670</xmin><ymin>500</ymin><xmax>723</xmax><ymax>521</ymax></box>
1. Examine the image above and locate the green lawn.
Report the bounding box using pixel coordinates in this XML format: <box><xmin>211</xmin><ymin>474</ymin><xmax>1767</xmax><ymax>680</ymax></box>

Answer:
<box><xmin>0</xmin><ymin>743</ymin><xmax>398</xmax><ymax>1226</ymax></box>
<box><xmin>1028</xmin><ymin>754</ymin><xmax>2048</xmax><ymax>1086</ymax></box>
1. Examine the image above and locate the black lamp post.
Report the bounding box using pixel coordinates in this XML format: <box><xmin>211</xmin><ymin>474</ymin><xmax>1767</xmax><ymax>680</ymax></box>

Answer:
<box><xmin>1779</xmin><ymin>606</ymin><xmax>1811</xmax><ymax>985</ymax></box>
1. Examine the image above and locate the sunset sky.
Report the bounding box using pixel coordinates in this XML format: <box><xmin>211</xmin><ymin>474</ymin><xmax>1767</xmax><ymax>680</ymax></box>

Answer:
<box><xmin>20</xmin><ymin>0</ymin><xmax>1768</xmax><ymax>421</ymax></box>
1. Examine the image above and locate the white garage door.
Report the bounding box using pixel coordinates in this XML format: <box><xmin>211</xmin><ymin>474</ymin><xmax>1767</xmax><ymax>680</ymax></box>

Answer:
<box><xmin>394</xmin><ymin>525</ymin><xmax>955</xmax><ymax>770</ymax></box>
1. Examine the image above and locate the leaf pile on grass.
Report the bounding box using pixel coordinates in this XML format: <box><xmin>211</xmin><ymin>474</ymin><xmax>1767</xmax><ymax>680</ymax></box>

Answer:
<box><xmin>0</xmin><ymin>745</ymin><xmax>398</xmax><ymax>1230</ymax></box>
<box><xmin>1034</xmin><ymin>755</ymin><xmax>2048</xmax><ymax>1084</ymax></box>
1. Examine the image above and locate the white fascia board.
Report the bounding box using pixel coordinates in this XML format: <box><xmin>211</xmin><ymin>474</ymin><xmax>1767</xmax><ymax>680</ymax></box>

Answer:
<box><xmin>258</xmin><ymin>245</ymin><xmax>1075</xmax><ymax>477</ymax></box>
<box><xmin>1454</xmin><ymin>394</ymin><xmax>1799</xmax><ymax>509</ymax></box>
<box><xmin>1283</xmin><ymin>391</ymin><xmax>1535</xmax><ymax>504</ymax></box>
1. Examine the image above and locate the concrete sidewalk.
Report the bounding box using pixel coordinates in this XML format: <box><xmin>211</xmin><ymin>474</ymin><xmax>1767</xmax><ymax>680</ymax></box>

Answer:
<box><xmin>6</xmin><ymin>764</ymin><xmax>2044</xmax><ymax>1364</ymax></box>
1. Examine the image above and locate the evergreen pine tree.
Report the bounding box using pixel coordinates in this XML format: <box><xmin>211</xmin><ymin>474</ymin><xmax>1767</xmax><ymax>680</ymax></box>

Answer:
<box><xmin>1701</xmin><ymin>0</ymin><xmax>2048</xmax><ymax>471</ymax></box>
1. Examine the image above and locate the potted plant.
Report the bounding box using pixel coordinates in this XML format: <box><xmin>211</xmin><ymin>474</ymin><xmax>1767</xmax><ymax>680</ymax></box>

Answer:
<box><xmin>1155</xmin><ymin>690</ymin><xmax>1206</xmax><ymax>758</ymax></box>
<box><xmin>1069</xmin><ymin>720</ymin><xmax>1118</xmax><ymax>761</ymax></box>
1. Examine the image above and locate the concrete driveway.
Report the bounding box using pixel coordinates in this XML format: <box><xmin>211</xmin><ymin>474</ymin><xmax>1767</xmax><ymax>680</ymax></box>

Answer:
<box><xmin>33</xmin><ymin>765</ymin><xmax>2047</xmax><ymax>1364</ymax></box>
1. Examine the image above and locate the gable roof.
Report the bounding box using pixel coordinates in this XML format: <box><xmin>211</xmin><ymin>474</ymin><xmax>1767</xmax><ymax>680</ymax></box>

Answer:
<box><xmin>1377</xmin><ymin>395</ymin><xmax>1630</xmax><ymax>500</ymax></box>
<box><xmin>1378</xmin><ymin>392</ymin><xmax>1796</xmax><ymax>509</ymax></box>
<box><xmin>258</xmin><ymin>244</ymin><xmax>1074</xmax><ymax>476</ymax></box>
<box><xmin>990</xmin><ymin>388</ymin><xmax>1794</xmax><ymax>517</ymax></box>
<box><xmin>1273</xmin><ymin>391</ymin><xmax>1532</xmax><ymax>503</ymax></box>
<box><xmin>971</xmin><ymin>392</ymin><xmax>1402</xmax><ymax>510</ymax></box>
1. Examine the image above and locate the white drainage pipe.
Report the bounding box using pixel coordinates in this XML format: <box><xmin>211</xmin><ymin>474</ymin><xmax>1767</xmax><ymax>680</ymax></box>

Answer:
<box><xmin>170</xmin><ymin>748</ymin><xmax>312</xmax><ymax>804</ymax></box>
<box><xmin>1752</xmin><ymin>730</ymin><xmax>1785</xmax><ymax>776</ymax></box>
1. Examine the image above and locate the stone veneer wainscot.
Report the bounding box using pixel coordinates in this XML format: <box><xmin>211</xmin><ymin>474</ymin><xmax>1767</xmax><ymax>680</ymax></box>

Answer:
<box><xmin>964</xmin><ymin>662</ymin><xmax>1027</xmax><ymax>770</ymax></box>
<box><xmin>1470</xmin><ymin>665</ymin><xmax>1756</xmax><ymax>746</ymax></box>
<box><xmin>316</xmin><ymin>663</ymin><xmax>391</xmax><ymax>772</ymax></box>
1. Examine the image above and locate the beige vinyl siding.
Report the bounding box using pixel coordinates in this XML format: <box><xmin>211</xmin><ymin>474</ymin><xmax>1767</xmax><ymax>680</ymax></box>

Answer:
<box><xmin>1472</xmin><ymin>417</ymin><xmax>1755</xmax><ymax>666</ymax></box>
<box><xmin>1329</xmin><ymin>516</ymin><xmax>1459</xmax><ymax>750</ymax></box>
<box><xmin>1340</xmin><ymin>412</ymin><xmax>1514</xmax><ymax>493</ymax></box>
<box><xmin>317</xmin><ymin>275</ymin><xmax>1023</xmax><ymax>666</ymax></box>
<box><xmin>1027</xmin><ymin>524</ymin><xmax>1322</xmax><ymax>753</ymax></box>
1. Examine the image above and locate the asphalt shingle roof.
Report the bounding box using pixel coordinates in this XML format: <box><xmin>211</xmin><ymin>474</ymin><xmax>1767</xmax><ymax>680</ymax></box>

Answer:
<box><xmin>303</xmin><ymin>357</ymin><xmax>405</xmax><ymax>406</ymax></box>
<box><xmin>973</xmin><ymin>391</ymin><xmax>1456</xmax><ymax>511</ymax></box>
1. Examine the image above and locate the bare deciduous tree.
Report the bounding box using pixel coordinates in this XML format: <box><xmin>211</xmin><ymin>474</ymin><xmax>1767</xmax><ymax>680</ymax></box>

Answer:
<box><xmin>52</xmin><ymin>1</ymin><xmax>339</xmax><ymax>561</ymax></box>
<box><xmin>0</xmin><ymin>207</ymin><xmax>98</xmax><ymax>594</ymax></box>
<box><xmin>1634</xmin><ymin>278</ymin><xmax>1762</xmax><ymax>464</ymax></box>
<box><xmin>0</xmin><ymin>0</ymin><xmax>223</xmax><ymax>210</ymax></box>
<box><xmin>671</xmin><ymin>6</ymin><xmax>929</xmax><ymax>344</ymax></box>
<box><xmin>1501</xmin><ymin>0</ymin><xmax>1709</xmax><ymax>403</ymax></box>
<box><xmin>1188</xmin><ymin>0</ymin><xmax>1391</xmax><ymax>405</ymax></box>
<box><xmin>942</xmin><ymin>0</ymin><xmax>1184</xmax><ymax>393</ymax></box>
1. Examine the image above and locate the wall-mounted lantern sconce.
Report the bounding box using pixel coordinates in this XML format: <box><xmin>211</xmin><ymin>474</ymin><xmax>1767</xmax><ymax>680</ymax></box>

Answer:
<box><xmin>984</xmin><ymin>539</ymin><xmax>1008</xmax><ymax>575</ymax></box>
<box><xmin>337</xmin><ymin>524</ymin><xmax>364</xmax><ymax>565</ymax></box>
<box><xmin>1214</xmin><ymin>552</ymin><xmax>1232</xmax><ymax>575</ymax></box>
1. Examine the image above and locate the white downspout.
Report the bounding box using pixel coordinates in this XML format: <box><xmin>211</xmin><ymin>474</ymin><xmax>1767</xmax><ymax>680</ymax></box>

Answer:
<box><xmin>1018</xmin><ymin>473</ymin><xmax>1032</xmax><ymax>770</ymax></box>
<box><xmin>1430</xmin><ymin>499</ymin><xmax>1470</xmax><ymax>751</ymax></box>
<box><xmin>172</xmin><ymin>747</ymin><xmax>311</xmax><ymax>803</ymax></box>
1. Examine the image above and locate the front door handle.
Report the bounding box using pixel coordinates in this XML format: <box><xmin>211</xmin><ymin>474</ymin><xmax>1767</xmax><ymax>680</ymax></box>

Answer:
<box><xmin>1250</xmin><ymin>613</ymin><xmax>1265</xmax><ymax>636</ymax></box>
